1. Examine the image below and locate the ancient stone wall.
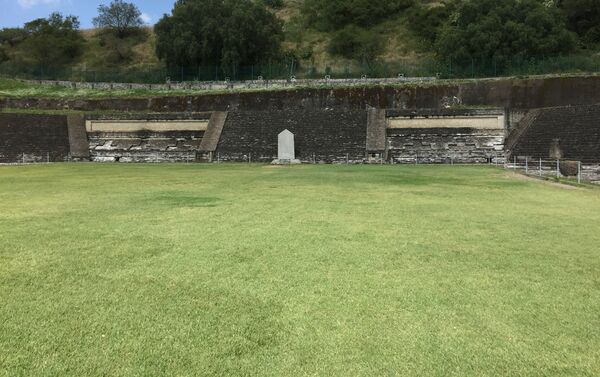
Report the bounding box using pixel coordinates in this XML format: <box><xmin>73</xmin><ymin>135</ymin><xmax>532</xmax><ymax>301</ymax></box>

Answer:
<box><xmin>86</xmin><ymin>113</ymin><xmax>209</xmax><ymax>162</ymax></box>
<box><xmin>0</xmin><ymin>114</ymin><xmax>70</xmax><ymax>163</ymax></box>
<box><xmin>387</xmin><ymin>128</ymin><xmax>505</xmax><ymax>164</ymax></box>
<box><xmin>215</xmin><ymin>109</ymin><xmax>368</xmax><ymax>163</ymax></box>
<box><xmin>385</xmin><ymin>109</ymin><xmax>505</xmax><ymax>164</ymax></box>
<box><xmin>4</xmin><ymin>76</ymin><xmax>600</xmax><ymax>113</ymax></box>
<box><xmin>509</xmin><ymin>104</ymin><xmax>600</xmax><ymax>162</ymax></box>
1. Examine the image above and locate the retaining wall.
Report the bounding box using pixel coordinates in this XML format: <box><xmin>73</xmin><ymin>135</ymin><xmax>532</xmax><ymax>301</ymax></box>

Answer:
<box><xmin>0</xmin><ymin>114</ymin><xmax>70</xmax><ymax>163</ymax></box>
<box><xmin>4</xmin><ymin>76</ymin><xmax>600</xmax><ymax>113</ymax></box>
<box><xmin>215</xmin><ymin>109</ymin><xmax>368</xmax><ymax>163</ymax></box>
<box><xmin>509</xmin><ymin>104</ymin><xmax>600</xmax><ymax>162</ymax></box>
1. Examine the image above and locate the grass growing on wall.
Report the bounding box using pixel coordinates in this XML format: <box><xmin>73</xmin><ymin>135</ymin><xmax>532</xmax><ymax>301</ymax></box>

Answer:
<box><xmin>1</xmin><ymin>164</ymin><xmax>599</xmax><ymax>376</ymax></box>
<box><xmin>1</xmin><ymin>74</ymin><xmax>600</xmax><ymax>99</ymax></box>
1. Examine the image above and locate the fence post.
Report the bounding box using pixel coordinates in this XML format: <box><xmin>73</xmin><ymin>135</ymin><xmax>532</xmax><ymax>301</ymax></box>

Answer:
<box><xmin>539</xmin><ymin>158</ymin><xmax>542</xmax><ymax>176</ymax></box>
<box><xmin>578</xmin><ymin>161</ymin><xmax>581</xmax><ymax>184</ymax></box>
<box><xmin>525</xmin><ymin>157</ymin><xmax>528</xmax><ymax>174</ymax></box>
<box><xmin>47</xmin><ymin>152</ymin><xmax>50</xmax><ymax>164</ymax></box>
<box><xmin>346</xmin><ymin>153</ymin><xmax>349</xmax><ymax>164</ymax></box>
<box><xmin>556</xmin><ymin>159</ymin><xmax>560</xmax><ymax>179</ymax></box>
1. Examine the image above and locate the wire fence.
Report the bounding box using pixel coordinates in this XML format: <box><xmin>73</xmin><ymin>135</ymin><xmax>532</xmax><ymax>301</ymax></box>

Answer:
<box><xmin>4</xmin><ymin>152</ymin><xmax>599</xmax><ymax>185</ymax></box>
<box><xmin>2</xmin><ymin>55</ymin><xmax>600</xmax><ymax>84</ymax></box>
<box><xmin>505</xmin><ymin>156</ymin><xmax>590</xmax><ymax>184</ymax></box>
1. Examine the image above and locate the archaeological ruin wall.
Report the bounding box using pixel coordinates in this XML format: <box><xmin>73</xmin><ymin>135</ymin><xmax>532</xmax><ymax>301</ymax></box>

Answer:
<box><xmin>0</xmin><ymin>114</ymin><xmax>70</xmax><ymax>163</ymax></box>
<box><xmin>1</xmin><ymin>76</ymin><xmax>600</xmax><ymax>175</ymax></box>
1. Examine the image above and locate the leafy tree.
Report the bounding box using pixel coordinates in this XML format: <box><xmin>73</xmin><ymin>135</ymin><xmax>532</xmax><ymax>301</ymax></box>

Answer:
<box><xmin>154</xmin><ymin>0</ymin><xmax>283</xmax><ymax>73</ymax></box>
<box><xmin>328</xmin><ymin>25</ymin><xmax>384</xmax><ymax>62</ymax></box>
<box><xmin>0</xmin><ymin>28</ymin><xmax>27</xmax><ymax>63</ymax></box>
<box><xmin>259</xmin><ymin>0</ymin><xmax>284</xmax><ymax>9</ymax></box>
<box><xmin>0</xmin><ymin>28</ymin><xmax>28</xmax><ymax>48</ymax></box>
<box><xmin>560</xmin><ymin>0</ymin><xmax>600</xmax><ymax>44</ymax></box>
<box><xmin>93</xmin><ymin>0</ymin><xmax>143</xmax><ymax>38</ymax></box>
<box><xmin>21</xmin><ymin>13</ymin><xmax>84</xmax><ymax>68</ymax></box>
<box><xmin>435</xmin><ymin>0</ymin><xmax>576</xmax><ymax>66</ymax></box>
<box><xmin>407</xmin><ymin>3</ymin><xmax>454</xmax><ymax>48</ymax></box>
<box><xmin>303</xmin><ymin>0</ymin><xmax>414</xmax><ymax>31</ymax></box>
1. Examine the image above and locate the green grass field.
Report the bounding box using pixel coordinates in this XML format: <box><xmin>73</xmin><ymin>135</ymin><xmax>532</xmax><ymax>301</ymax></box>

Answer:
<box><xmin>1</xmin><ymin>164</ymin><xmax>599</xmax><ymax>376</ymax></box>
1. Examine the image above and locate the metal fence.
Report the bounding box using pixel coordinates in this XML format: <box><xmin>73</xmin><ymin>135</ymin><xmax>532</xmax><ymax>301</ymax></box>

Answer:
<box><xmin>505</xmin><ymin>156</ymin><xmax>590</xmax><ymax>184</ymax></box>
<box><xmin>2</xmin><ymin>55</ymin><xmax>600</xmax><ymax>84</ymax></box>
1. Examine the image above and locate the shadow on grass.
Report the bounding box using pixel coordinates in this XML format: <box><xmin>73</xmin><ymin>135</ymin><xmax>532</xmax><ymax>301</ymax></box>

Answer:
<box><xmin>147</xmin><ymin>191</ymin><xmax>222</xmax><ymax>208</ymax></box>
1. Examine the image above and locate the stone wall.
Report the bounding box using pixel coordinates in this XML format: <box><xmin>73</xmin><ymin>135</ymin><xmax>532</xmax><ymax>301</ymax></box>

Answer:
<box><xmin>86</xmin><ymin>113</ymin><xmax>210</xmax><ymax>163</ymax></box>
<box><xmin>20</xmin><ymin>77</ymin><xmax>437</xmax><ymax>92</ymax></box>
<box><xmin>387</xmin><ymin>128</ymin><xmax>505</xmax><ymax>164</ymax></box>
<box><xmin>4</xmin><ymin>75</ymin><xmax>600</xmax><ymax>113</ymax></box>
<box><xmin>509</xmin><ymin>104</ymin><xmax>600</xmax><ymax>162</ymax></box>
<box><xmin>215</xmin><ymin>109</ymin><xmax>368</xmax><ymax>163</ymax></box>
<box><xmin>385</xmin><ymin>109</ymin><xmax>505</xmax><ymax>164</ymax></box>
<box><xmin>0</xmin><ymin>114</ymin><xmax>70</xmax><ymax>163</ymax></box>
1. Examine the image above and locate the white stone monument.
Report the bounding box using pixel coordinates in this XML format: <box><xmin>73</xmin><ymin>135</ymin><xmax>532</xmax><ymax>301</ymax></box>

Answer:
<box><xmin>272</xmin><ymin>129</ymin><xmax>301</xmax><ymax>164</ymax></box>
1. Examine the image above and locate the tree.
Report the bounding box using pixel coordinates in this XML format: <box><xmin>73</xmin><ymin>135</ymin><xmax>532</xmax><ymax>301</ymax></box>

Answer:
<box><xmin>0</xmin><ymin>28</ymin><xmax>28</xmax><ymax>48</ymax></box>
<box><xmin>302</xmin><ymin>0</ymin><xmax>414</xmax><ymax>31</ymax></box>
<box><xmin>407</xmin><ymin>3</ymin><xmax>454</xmax><ymax>48</ymax></box>
<box><xmin>560</xmin><ymin>0</ymin><xmax>600</xmax><ymax>44</ymax></box>
<box><xmin>0</xmin><ymin>28</ymin><xmax>27</xmax><ymax>63</ymax></box>
<box><xmin>154</xmin><ymin>0</ymin><xmax>283</xmax><ymax>73</ymax></box>
<box><xmin>435</xmin><ymin>0</ymin><xmax>576</xmax><ymax>67</ymax></box>
<box><xmin>21</xmin><ymin>13</ymin><xmax>84</xmax><ymax>68</ymax></box>
<box><xmin>93</xmin><ymin>0</ymin><xmax>143</xmax><ymax>38</ymax></box>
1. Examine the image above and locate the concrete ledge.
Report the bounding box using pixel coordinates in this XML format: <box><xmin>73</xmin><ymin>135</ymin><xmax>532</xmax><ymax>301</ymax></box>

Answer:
<box><xmin>388</xmin><ymin>115</ymin><xmax>505</xmax><ymax>130</ymax></box>
<box><xmin>85</xmin><ymin>120</ymin><xmax>209</xmax><ymax>132</ymax></box>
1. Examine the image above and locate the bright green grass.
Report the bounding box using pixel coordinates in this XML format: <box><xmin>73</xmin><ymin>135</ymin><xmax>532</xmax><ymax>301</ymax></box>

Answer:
<box><xmin>1</xmin><ymin>164</ymin><xmax>599</xmax><ymax>376</ymax></box>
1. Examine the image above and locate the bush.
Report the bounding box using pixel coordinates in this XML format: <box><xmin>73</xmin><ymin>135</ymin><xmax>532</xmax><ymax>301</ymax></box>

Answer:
<box><xmin>303</xmin><ymin>0</ymin><xmax>414</xmax><ymax>31</ymax></box>
<box><xmin>407</xmin><ymin>3</ymin><xmax>454</xmax><ymax>47</ymax></box>
<box><xmin>560</xmin><ymin>160</ymin><xmax>579</xmax><ymax>177</ymax></box>
<box><xmin>259</xmin><ymin>0</ymin><xmax>284</xmax><ymax>9</ymax></box>
<box><xmin>435</xmin><ymin>0</ymin><xmax>576</xmax><ymax>67</ymax></box>
<box><xmin>560</xmin><ymin>0</ymin><xmax>600</xmax><ymax>45</ymax></box>
<box><xmin>328</xmin><ymin>25</ymin><xmax>384</xmax><ymax>62</ymax></box>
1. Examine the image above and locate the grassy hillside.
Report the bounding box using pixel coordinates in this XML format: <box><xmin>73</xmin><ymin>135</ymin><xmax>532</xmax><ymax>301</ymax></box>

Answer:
<box><xmin>68</xmin><ymin>0</ymin><xmax>434</xmax><ymax>73</ymax></box>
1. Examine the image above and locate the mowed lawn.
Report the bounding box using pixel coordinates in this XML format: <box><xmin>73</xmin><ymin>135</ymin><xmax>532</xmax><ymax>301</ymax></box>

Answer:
<box><xmin>1</xmin><ymin>164</ymin><xmax>599</xmax><ymax>376</ymax></box>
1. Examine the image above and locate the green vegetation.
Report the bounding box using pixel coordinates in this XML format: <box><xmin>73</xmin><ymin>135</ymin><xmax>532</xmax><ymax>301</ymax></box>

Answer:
<box><xmin>93</xmin><ymin>0</ymin><xmax>144</xmax><ymax>38</ymax></box>
<box><xmin>435</xmin><ymin>0</ymin><xmax>576</xmax><ymax>72</ymax></box>
<box><xmin>1</xmin><ymin>164</ymin><xmax>599</xmax><ymax>376</ymax></box>
<box><xmin>17</xmin><ymin>13</ymin><xmax>84</xmax><ymax>68</ymax></box>
<box><xmin>1</xmin><ymin>0</ymin><xmax>600</xmax><ymax>81</ymax></box>
<box><xmin>302</xmin><ymin>0</ymin><xmax>414</xmax><ymax>31</ymax></box>
<box><xmin>154</xmin><ymin>0</ymin><xmax>284</xmax><ymax>74</ymax></box>
<box><xmin>561</xmin><ymin>0</ymin><xmax>600</xmax><ymax>45</ymax></box>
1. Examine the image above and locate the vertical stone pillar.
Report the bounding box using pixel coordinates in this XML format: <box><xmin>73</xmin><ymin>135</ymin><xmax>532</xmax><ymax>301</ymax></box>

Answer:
<box><xmin>67</xmin><ymin>114</ymin><xmax>90</xmax><ymax>160</ymax></box>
